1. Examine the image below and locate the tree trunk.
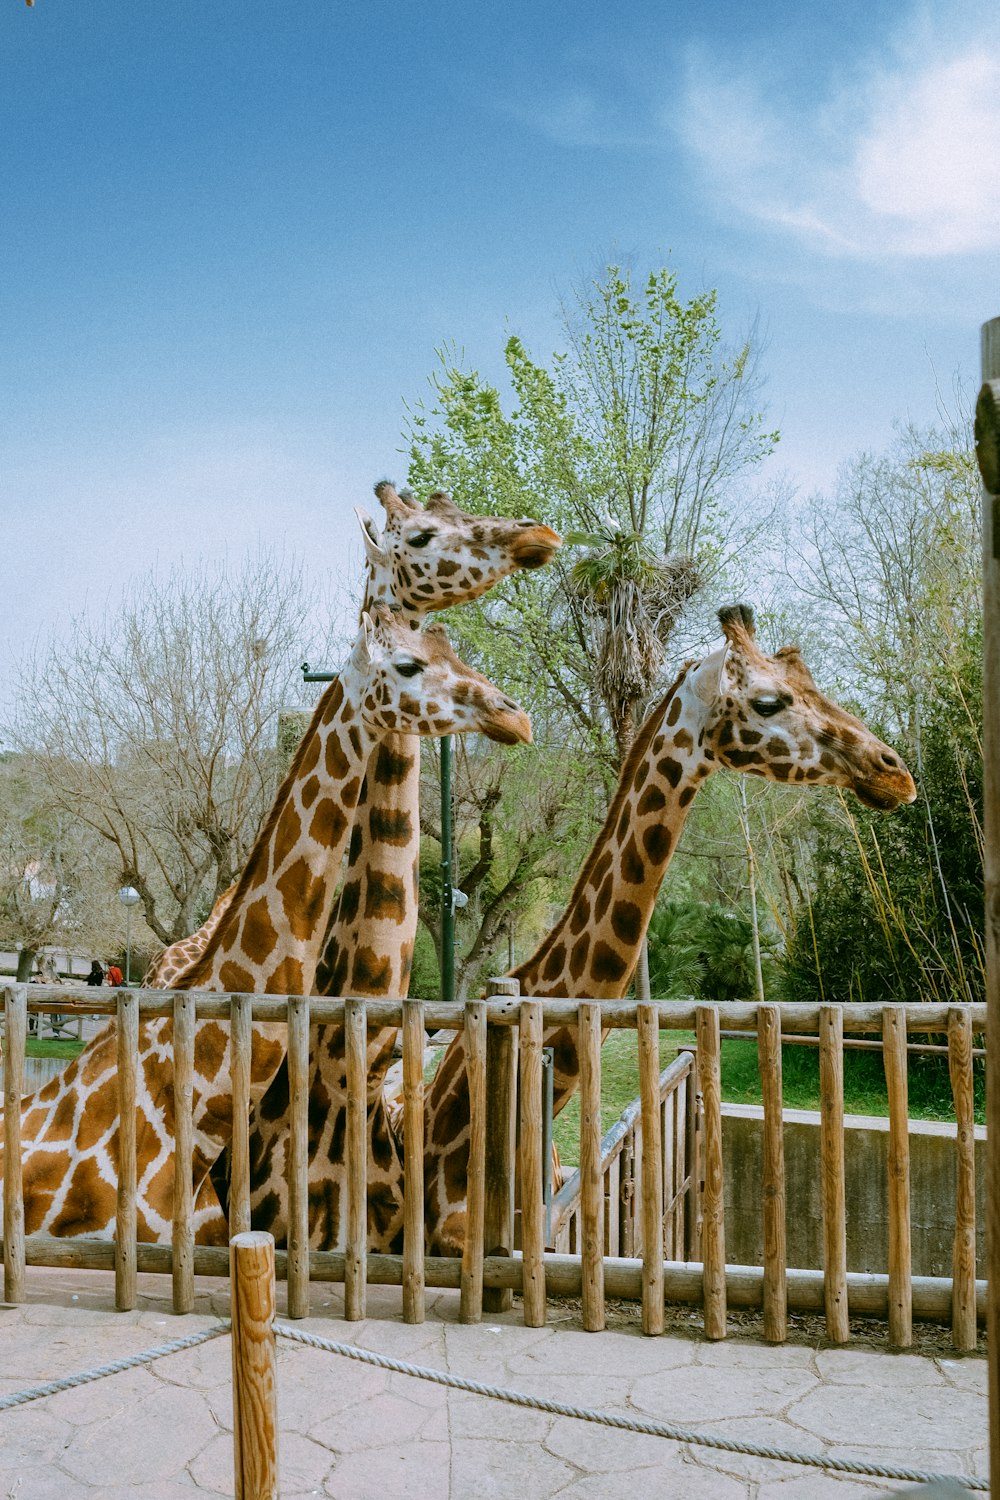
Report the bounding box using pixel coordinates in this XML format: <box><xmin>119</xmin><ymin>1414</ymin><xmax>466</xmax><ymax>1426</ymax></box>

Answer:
<box><xmin>634</xmin><ymin>935</ymin><xmax>651</xmax><ymax>1001</ymax></box>
<box><xmin>16</xmin><ymin>947</ymin><xmax>36</xmax><ymax>982</ymax></box>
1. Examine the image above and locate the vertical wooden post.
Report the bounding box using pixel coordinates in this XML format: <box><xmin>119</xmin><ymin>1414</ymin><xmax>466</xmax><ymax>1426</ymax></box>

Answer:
<box><xmin>696</xmin><ymin>1005</ymin><xmax>726</xmax><ymax>1340</ymax></box>
<box><xmin>684</xmin><ymin>1057</ymin><xmax>701</xmax><ymax>1261</ymax></box>
<box><xmin>344</xmin><ymin>996</ymin><xmax>367</xmax><ymax>1322</ymax></box>
<box><xmin>883</xmin><ymin>1006</ymin><xmax>912</xmax><ymax>1347</ymax></box>
<box><xmin>819</xmin><ymin>1004</ymin><xmax>849</xmax><ymax>1343</ymax></box>
<box><xmin>402</xmin><ymin>999</ymin><xmax>426</xmax><ymax>1324</ymax></box>
<box><xmin>757</xmin><ymin>1003</ymin><xmax>787</xmax><ymax>1343</ymax></box>
<box><xmin>460</xmin><ymin>999</ymin><xmax>487</xmax><ymax>1323</ymax></box>
<box><xmin>172</xmin><ymin>991</ymin><xmax>196</xmax><ymax>1315</ymax></box>
<box><xmin>578</xmin><ymin>1001</ymin><xmax>605</xmax><ymax>1331</ymax></box>
<box><xmin>519</xmin><ymin>998</ymin><xmax>546</xmax><ymax>1327</ymax></box>
<box><xmin>230</xmin><ymin>1231</ymin><xmax>279</xmax><ymax>1500</ymax></box>
<box><xmin>484</xmin><ymin>976</ymin><xmax>518</xmax><ymax>1313</ymax></box>
<box><xmin>3</xmin><ymin>984</ymin><xmax>27</xmax><ymax>1306</ymax></box>
<box><xmin>115</xmin><ymin>988</ymin><xmax>139</xmax><ymax>1312</ymax></box>
<box><xmin>637</xmin><ymin>1003</ymin><xmax>664</xmax><ymax>1336</ymax></box>
<box><xmin>229</xmin><ymin>995</ymin><xmax>252</xmax><ymax>1239</ymax></box>
<box><xmin>286</xmin><ymin>994</ymin><xmax>310</xmax><ymax>1320</ymax></box>
<box><xmin>976</xmin><ymin>316</ymin><xmax>1000</xmax><ymax>1496</ymax></box>
<box><xmin>948</xmin><ymin>1005</ymin><xmax>977</xmax><ymax>1350</ymax></box>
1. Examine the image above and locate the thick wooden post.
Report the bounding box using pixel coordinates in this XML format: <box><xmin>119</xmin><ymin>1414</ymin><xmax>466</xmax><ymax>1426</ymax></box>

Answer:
<box><xmin>883</xmin><ymin>1006</ymin><xmax>912</xmax><ymax>1347</ymax></box>
<box><xmin>518</xmin><ymin>998</ymin><xmax>546</xmax><ymax>1327</ymax></box>
<box><xmin>229</xmin><ymin>995</ymin><xmax>252</xmax><ymax>1238</ymax></box>
<box><xmin>948</xmin><ymin>1005</ymin><xmax>977</xmax><ymax>1350</ymax></box>
<box><xmin>402</xmin><ymin>999</ymin><xmax>426</xmax><ymax>1324</ymax></box>
<box><xmin>344</xmin><ymin>996</ymin><xmax>367</xmax><ymax>1322</ymax></box>
<box><xmin>483</xmin><ymin>976</ymin><xmax>518</xmax><ymax>1313</ymax></box>
<box><xmin>637</xmin><ymin>1003</ymin><xmax>664</xmax><ymax>1336</ymax></box>
<box><xmin>696</xmin><ymin>1005</ymin><xmax>726</xmax><ymax>1339</ymax></box>
<box><xmin>819</xmin><ymin>1005</ymin><xmax>849</xmax><ymax>1342</ymax></box>
<box><xmin>286</xmin><ymin>994</ymin><xmax>310</xmax><ymax>1320</ymax></box>
<box><xmin>461</xmin><ymin>1000</ymin><xmax>487</xmax><ymax>1322</ymax></box>
<box><xmin>976</xmin><ymin>317</ymin><xmax>1000</xmax><ymax>1495</ymax></box>
<box><xmin>757</xmin><ymin>1003</ymin><xmax>787</xmax><ymax>1343</ymax></box>
<box><xmin>115</xmin><ymin>989</ymin><xmax>139</xmax><ymax>1312</ymax></box>
<box><xmin>3</xmin><ymin>984</ymin><xmax>27</xmax><ymax>1306</ymax></box>
<box><xmin>230</xmin><ymin>1231</ymin><xmax>279</xmax><ymax>1500</ymax></box>
<box><xmin>172</xmin><ymin>991</ymin><xmax>196</xmax><ymax>1315</ymax></box>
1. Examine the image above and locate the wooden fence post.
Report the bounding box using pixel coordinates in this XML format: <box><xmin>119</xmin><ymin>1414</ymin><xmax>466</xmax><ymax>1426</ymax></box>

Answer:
<box><xmin>230</xmin><ymin>995</ymin><xmax>253</xmax><ymax>1238</ymax></box>
<box><xmin>637</xmin><ymin>1003</ymin><xmax>664</xmax><ymax>1336</ymax></box>
<box><xmin>883</xmin><ymin>1006</ymin><xmax>912</xmax><ymax>1347</ymax></box>
<box><xmin>484</xmin><ymin>976</ymin><xmax>519</xmax><ymax>1314</ymax></box>
<box><xmin>286</xmin><ymin>994</ymin><xmax>310</xmax><ymax>1320</ymax></box>
<box><xmin>819</xmin><ymin>1004</ymin><xmax>849</xmax><ymax>1343</ymax></box>
<box><xmin>230</xmin><ymin>1231</ymin><xmax>279</xmax><ymax>1500</ymax></box>
<box><xmin>947</xmin><ymin>1005</ymin><xmax>977</xmax><ymax>1351</ymax></box>
<box><xmin>519</xmin><ymin>998</ymin><xmax>546</xmax><ymax>1327</ymax></box>
<box><xmin>460</xmin><ymin>999</ymin><xmax>487</xmax><ymax>1323</ymax></box>
<box><xmin>696</xmin><ymin>1005</ymin><xmax>726</xmax><ymax>1340</ymax></box>
<box><xmin>344</xmin><ymin>996</ymin><xmax>367</xmax><ymax>1322</ymax></box>
<box><xmin>402</xmin><ymin>999</ymin><xmax>426</xmax><ymax>1324</ymax></box>
<box><xmin>115</xmin><ymin>988</ymin><xmax>138</xmax><ymax>1312</ymax></box>
<box><xmin>3</xmin><ymin>984</ymin><xmax>27</xmax><ymax>1306</ymax></box>
<box><xmin>578</xmin><ymin>1001</ymin><xmax>605</xmax><ymax>1331</ymax></box>
<box><xmin>757</xmin><ymin>1003</ymin><xmax>787</xmax><ymax>1343</ymax></box>
<box><xmin>976</xmin><ymin>315</ymin><xmax>1000</xmax><ymax>1496</ymax></box>
<box><xmin>172</xmin><ymin>990</ymin><xmax>196</xmax><ymax>1315</ymax></box>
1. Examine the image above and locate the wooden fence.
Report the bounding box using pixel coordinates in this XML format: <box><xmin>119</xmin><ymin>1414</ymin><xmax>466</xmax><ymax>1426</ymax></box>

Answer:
<box><xmin>1</xmin><ymin>981</ymin><xmax>986</xmax><ymax>1348</ymax></box>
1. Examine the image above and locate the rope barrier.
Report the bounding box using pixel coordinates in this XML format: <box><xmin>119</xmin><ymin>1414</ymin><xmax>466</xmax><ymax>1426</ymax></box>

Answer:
<box><xmin>0</xmin><ymin>1322</ymin><xmax>230</xmax><ymax>1412</ymax></box>
<box><xmin>0</xmin><ymin>1312</ymin><xmax>986</xmax><ymax>1492</ymax></box>
<box><xmin>273</xmin><ymin>1322</ymin><xmax>989</xmax><ymax>1493</ymax></box>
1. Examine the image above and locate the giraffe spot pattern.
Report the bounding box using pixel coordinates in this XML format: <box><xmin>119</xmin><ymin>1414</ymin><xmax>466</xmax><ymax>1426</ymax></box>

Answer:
<box><xmin>569</xmin><ymin>896</ymin><xmax>591</xmax><ymax>935</ymax></box>
<box><xmin>657</xmin><ymin>757</ymin><xmax>683</xmax><ymax>789</ymax></box>
<box><xmin>370</xmin><ymin>806</ymin><xmax>414</xmax><ymax>845</ymax></box>
<box><xmin>338</xmin><ymin>879</ymin><xmax>362</xmax><ymax>924</ymax></box>
<box><xmin>373</xmin><ymin>743</ymin><xmax>413</xmax><ymax>786</ymax></box>
<box><xmin>308</xmin><ymin>800</ymin><xmax>348</xmax><ymax>850</ymax></box>
<box><xmin>269</xmin><ymin>956</ymin><xmax>305</xmax><ymax>994</ymax></box>
<box><xmin>665</xmin><ymin>695</ymin><xmax>682</xmax><ymax>726</ymax></box>
<box><xmin>591</xmin><ymin>940</ymin><xmax>629</xmax><ymax>984</ymax></box>
<box><xmin>301</xmin><ymin>773</ymin><xmax>321</xmax><ymax>808</ymax></box>
<box><xmin>621</xmin><ymin>835</ymin><xmax>645</xmax><ymax>885</ymax></box>
<box><xmin>350</xmin><ymin>945</ymin><xmax>392</xmax><ymax>993</ymax></box>
<box><xmin>611</xmin><ymin>901</ymin><xmax>642</xmax><ymax>947</ymax></box>
<box><xmin>637</xmin><ymin>785</ymin><xmax>666</xmax><ymax>816</ymax></box>
<box><xmin>543</xmin><ymin>943</ymin><xmax>566</xmax><ymax>982</ymax></box>
<box><xmin>275</xmin><ymin>857</ymin><xmax>327</xmax><ymax>943</ymax></box>
<box><xmin>51</xmin><ymin>1157</ymin><xmax>117</xmax><ymax>1237</ymax></box>
<box><xmin>569</xmin><ymin>936</ymin><xmax>589</xmax><ymax>979</ymax></box>
<box><xmin>325</xmin><ymin>736</ymin><xmax>352</xmax><ymax>781</ymax></box>
<box><xmin>363</xmin><ymin>867</ymin><xmax>407</xmax><ymax>924</ymax></box>
<box><xmin>643</xmin><ymin>823</ymin><xmax>673</xmax><ymax>864</ymax></box>
<box><xmin>241</xmin><ymin>897</ymin><xmax>279</xmax><ymax>966</ymax></box>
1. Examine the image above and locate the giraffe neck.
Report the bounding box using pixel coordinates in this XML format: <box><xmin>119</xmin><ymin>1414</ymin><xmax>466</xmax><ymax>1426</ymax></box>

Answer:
<box><xmin>513</xmin><ymin>666</ymin><xmax>710</xmax><ymax>997</ymax></box>
<box><xmin>183</xmin><ymin>674</ymin><xmax>370</xmax><ymax>996</ymax></box>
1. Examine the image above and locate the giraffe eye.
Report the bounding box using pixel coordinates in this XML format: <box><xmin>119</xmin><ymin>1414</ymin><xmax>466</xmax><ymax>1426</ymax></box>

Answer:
<box><xmin>751</xmin><ymin>696</ymin><xmax>785</xmax><ymax>717</ymax></box>
<box><xmin>407</xmin><ymin>532</ymin><xmax>434</xmax><ymax>549</ymax></box>
<box><xmin>396</xmin><ymin>660</ymin><xmax>424</xmax><ymax>678</ymax></box>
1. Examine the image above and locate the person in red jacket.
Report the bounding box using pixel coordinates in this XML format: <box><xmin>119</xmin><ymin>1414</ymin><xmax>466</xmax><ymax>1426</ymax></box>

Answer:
<box><xmin>106</xmin><ymin>961</ymin><xmax>124</xmax><ymax>987</ymax></box>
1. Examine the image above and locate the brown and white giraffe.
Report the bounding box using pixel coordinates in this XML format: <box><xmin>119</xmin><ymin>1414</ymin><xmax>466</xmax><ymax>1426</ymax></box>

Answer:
<box><xmin>421</xmin><ymin>604</ymin><xmax>917</xmax><ymax>1253</ymax></box>
<box><xmin>237</xmin><ymin>483</ymin><xmax>560</xmax><ymax>1249</ymax></box>
<box><xmin>142</xmin><ymin>883</ymin><xmax>237</xmax><ymax>988</ymax></box>
<box><xmin>0</xmin><ymin>605</ymin><xmax>532</xmax><ymax>1243</ymax></box>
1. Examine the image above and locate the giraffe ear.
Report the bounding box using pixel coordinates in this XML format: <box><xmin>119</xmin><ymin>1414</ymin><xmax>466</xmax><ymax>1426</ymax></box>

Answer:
<box><xmin>355</xmin><ymin>507</ymin><xmax>389</xmax><ymax>568</ymax></box>
<box><xmin>358</xmin><ymin>611</ymin><xmax>376</xmax><ymax>666</ymax></box>
<box><xmin>690</xmin><ymin>644</ymin><xmax>731</xmax><ymax>704</ymax></box>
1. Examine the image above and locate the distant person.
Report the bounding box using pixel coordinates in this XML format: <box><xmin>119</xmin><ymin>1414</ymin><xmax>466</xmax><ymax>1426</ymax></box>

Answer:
<box><xmin>86</xmin><ymin>960</ymin><xmax>105</xmax><ymax>986</ymax></box>
<box><xmin>106</xmin><ymin>961</ymin><xmax>124</xmax><ymax>987</ymax></box>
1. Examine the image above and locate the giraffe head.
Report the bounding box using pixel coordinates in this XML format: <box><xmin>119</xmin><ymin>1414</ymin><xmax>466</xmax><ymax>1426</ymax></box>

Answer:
<box><xmin>692</xmin><ymin>604</ymin><xmax>916</xmax><ymax>810</ymax></box>
<box><xmin>357</xmin><ymin>603</ymin><xmax>532</xmax><ymax>746</ymax></box>
<box><xmin>358</xmin><ymin>482</ymin><xmax>561</xmax><ymax>615</ymax></box>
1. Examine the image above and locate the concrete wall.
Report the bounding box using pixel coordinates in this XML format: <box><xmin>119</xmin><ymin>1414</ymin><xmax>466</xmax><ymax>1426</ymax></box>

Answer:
<box><xmin>722</xmin><ymin>1103</ymin><xmax>985</xmax><ymax>1279</ymax></box>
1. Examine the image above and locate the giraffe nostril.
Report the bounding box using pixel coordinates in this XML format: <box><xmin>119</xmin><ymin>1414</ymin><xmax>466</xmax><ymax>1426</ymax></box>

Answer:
<box><xmin>881</xmin><ymin>751</ymin><xmax>899</xmax><ymax>769</ymax></box>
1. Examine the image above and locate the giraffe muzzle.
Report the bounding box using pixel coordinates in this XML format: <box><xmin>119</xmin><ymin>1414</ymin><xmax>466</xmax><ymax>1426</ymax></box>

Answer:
<box><xmin>510</xmin><ymin>524</ymin><xmax>562</xmax><ymax>570</ymax></box>
<box><xmin>481</xmin><ymin>699</ymin><xmax>533</xmax><ymax>745</ymax></box>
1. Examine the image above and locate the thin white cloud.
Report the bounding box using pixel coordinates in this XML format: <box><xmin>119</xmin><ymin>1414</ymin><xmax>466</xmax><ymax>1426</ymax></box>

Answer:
<box><xmin>678</xmin><ymin>18</ymin><xmax>1000</xmax><ymax>259</ymax></box>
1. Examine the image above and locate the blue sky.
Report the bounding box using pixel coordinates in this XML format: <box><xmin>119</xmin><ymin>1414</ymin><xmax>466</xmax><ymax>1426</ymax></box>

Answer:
<box><xmin>3</xmin><ymin>0</ymin><xmax>998</xmax><ymax>712</ymax></box>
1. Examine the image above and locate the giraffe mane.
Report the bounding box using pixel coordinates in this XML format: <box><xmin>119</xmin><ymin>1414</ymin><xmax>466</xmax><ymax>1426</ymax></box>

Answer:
<box><xmin>513</xmin><ymin>665</ymin><xmax>689</xmax><ymax>984</ymax></box>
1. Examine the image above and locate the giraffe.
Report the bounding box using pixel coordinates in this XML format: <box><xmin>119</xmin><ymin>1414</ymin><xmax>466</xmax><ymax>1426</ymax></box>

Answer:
<box><xmin>0</xmin><ymin>605</ymin><xmax>532</xmax><ymax>1243</ymax></box>
<box><xmin>421</xmin><ymin>603</ymin><xmax>917</xmax><ymax>1253</ymax></box>
<box><xmin>142</xmin><ymin>883</ymin><xmax>237</xmax><ymax>988</ymax></box>
<box><xmin>232</xmin><ymin>482</ymin><xmax>561</xmax><ymax>1249</ymax></box>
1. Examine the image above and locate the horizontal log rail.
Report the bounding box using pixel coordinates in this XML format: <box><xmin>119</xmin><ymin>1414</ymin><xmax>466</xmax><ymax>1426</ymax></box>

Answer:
<box><xmin>720</xmin><ymin>1029</ymin><xmax>987</xmax><ymax>1060</ymax></box>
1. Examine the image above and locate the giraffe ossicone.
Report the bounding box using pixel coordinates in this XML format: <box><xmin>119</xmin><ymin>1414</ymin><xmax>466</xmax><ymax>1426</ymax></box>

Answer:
<box><xmin>422</xmin><ymin>602</ymin><xmax>917</xmax><ymax>1252</ymax></box>
<box><xmin>1</xmin><ymin>603</ymin><xmax>532</xmax><ymax>1245</ymax></box>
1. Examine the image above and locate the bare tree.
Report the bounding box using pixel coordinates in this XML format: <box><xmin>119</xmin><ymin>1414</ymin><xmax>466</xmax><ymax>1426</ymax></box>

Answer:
<box><xmin>6</xmin><ymin>555</ymin><xmax>330</xmax><ymax>945</ymax></box>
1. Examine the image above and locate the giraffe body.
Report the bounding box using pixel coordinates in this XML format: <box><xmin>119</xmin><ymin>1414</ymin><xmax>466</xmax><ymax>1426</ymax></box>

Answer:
<box><xmin>1</xmin><ymin>605</ymin><xmax>531</xmax><ymax>1243</ymax></box>
<box><xmin>422</xmin><ymin>605</ymin><xmax>917</xmax><ymax>1253</ymax></box>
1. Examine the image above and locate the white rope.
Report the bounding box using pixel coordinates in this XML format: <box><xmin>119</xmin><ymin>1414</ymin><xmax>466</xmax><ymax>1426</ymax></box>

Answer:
<box><xmin>274</xmin><ymin>1322</ymin><xmax>988</xmax><ymax>1493</ymax></box>
<box><xmin>0</xmin><ymin>1322</ymin><xmax>230</xmax><ymax>1412</ymax></box>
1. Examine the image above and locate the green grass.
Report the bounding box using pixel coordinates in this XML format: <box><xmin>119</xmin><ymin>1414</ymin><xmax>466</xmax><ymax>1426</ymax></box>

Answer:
<box><xmin>552</xmin><ymin>1028</ymin><xmax>983</xmax><ymax>1168</ymax></box>
<box><xmin>26</xmin><ymin>1037</ymin><xmax>85</xmax><ymax>1060</ymax></box>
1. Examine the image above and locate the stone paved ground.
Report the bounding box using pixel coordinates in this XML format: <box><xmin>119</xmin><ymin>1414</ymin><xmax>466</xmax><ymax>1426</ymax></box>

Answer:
<box><xmin>0</xmin><ymin>1267</ymin><xmax>988</xmax><ymax>1498</ymax></box>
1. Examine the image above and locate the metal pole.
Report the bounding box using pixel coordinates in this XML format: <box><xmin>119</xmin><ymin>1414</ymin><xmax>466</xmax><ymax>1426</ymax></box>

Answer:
<box><xmin>125</xmin><ymin>904</ymin><xmax>132</xmax><ymax>987</ymax></box>
<box><xmin>440</xmin><ymin>735</ymin><xmax>455</xmax><ymax>1005</ymax></box>
<box><xmin>541</xmin><ymin>1047</ymin><xmax>554</xmax><ymax>1246</ymax></box>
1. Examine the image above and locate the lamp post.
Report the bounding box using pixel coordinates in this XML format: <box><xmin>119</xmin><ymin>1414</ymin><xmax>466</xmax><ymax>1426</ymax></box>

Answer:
<box><xmin>117</xmin><ymin>886</ymin><xmax>140</xmax><ymax>985</ymax></box>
